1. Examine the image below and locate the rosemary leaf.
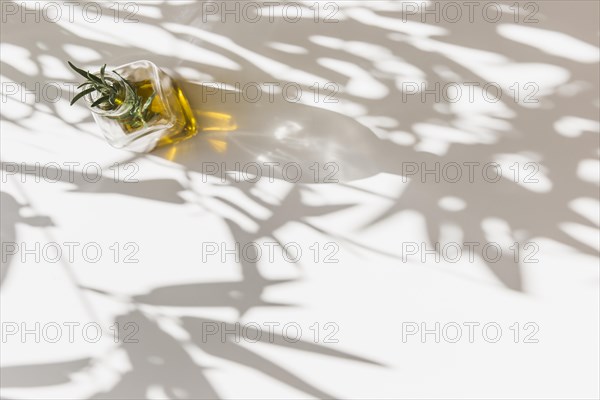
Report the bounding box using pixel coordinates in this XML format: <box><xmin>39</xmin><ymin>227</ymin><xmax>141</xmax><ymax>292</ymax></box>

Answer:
<box><xmin>68</xmin><ymin>61</ymin><xmax>92</xmax><ymax>80</ymax></box>
<box><xmin>91</xmin><ymin>95</ymin><xmax>110</xmax><ymax>108</ymax></box>
<box><xmin>141</xmin><ymin>93</ymin><xmax>156</xmax><ymax>113</ymax></box>
<box><xmin>70</xmin><ymin>87</ymin><xmax>96</xmax><ymax>106</ymax></box>
<box><xmin>99</xmin><ymin>64</ymin><xmax>107</xmax><ymax>86</ymax></box>
<box><xmin>113</xmin><ymin>71</ymin><xmax>136</xmax><ymax>96</ymax></box>
<box><xmin>86</xmin><ymin>71</ymin><xmax>102</xmax><ymax>84</ymax></box>
<box><xmin>68</xmin><ymin>61</ymin><xmax>150</xmax><ymax>114</ymax></box>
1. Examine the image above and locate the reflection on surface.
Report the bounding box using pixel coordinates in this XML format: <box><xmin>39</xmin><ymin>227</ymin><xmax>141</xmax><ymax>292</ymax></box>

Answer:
<box><xmin>1</xmin><ymin>1</ymin><xmax>599</xmax><ymax>398</ymax></box>
<box><xmin>195</xmin><ymin>110</ymin><xmax>238</xmax><ymax>133</ymax></box>
<box><xmin>151</xmin><ymin>81</ymin><xmax>382</xmax><ymax>183</ymax></box>
<box><xmin>194</xmin><ymin>109</ymin><xmax>237</xmax><ymax>153</ymax></box>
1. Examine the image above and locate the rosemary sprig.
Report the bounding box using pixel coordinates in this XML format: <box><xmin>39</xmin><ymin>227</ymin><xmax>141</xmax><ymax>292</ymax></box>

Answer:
<box><xmin>68</xmin><ymin>61</ymin><xmax>155</xmax><ymax>123</ymax></box>
<box><xmin>69</xmin><ymin>61</ymin><xmax>121</xmax><ymax>109</ymax></box>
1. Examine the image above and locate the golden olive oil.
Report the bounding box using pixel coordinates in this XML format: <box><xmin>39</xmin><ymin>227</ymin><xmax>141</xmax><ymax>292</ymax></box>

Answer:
<box><xmin>115</xmin><ymin>79</ymin><xmax>197</xmax><ymax>149</ymax></box>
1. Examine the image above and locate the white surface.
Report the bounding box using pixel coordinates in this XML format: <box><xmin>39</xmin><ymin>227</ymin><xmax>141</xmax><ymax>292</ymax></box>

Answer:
<box><xmin>1</xmin><ymin>1</ymin><xmax>599</xmax><ymax>399</ymax></box>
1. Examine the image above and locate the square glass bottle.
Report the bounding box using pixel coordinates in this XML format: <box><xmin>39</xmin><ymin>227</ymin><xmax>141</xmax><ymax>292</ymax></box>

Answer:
<box><xmin>84</xmin><ymin>60</ymin><xmax>197</xmax><ymax>152</ymax></box>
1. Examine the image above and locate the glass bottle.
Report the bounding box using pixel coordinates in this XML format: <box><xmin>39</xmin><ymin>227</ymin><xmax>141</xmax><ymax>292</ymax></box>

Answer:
<box><xmin>85</xmin><ymin>60</ymin><xmax>197</xmax><ymax>152</ymax></box>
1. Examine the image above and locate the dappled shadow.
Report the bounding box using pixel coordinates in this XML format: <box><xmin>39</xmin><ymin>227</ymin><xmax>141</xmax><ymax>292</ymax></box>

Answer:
<box><xmin>1</xmin><ymin>0</ymin><xmax>599</xmax><ymax>398</ymax></box>
<box><xmin>0</xmin><ymin>357</ymin><xmax>92</xmax><ymax>388</ymax></box>
<box><xmin>0</xmin><ymin>191</ymin><xmax>53</xmax><ymax>286</ymax></box>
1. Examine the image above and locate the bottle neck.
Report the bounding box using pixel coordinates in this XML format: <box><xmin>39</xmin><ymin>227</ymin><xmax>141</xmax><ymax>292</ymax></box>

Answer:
<box><xmin>84</xmin><ymin>72</ymin><xmax>135</xmax><ymax>118</ymax></box>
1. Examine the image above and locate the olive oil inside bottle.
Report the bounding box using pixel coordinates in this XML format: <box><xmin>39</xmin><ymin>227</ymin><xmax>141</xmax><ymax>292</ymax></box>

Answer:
<box><xmin>113</xmin><ymin>79</ymin><xmax>197</xmax><ymax>148</ymax></box>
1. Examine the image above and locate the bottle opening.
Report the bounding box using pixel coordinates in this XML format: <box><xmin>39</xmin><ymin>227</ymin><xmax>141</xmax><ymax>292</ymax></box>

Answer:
<box><xmin>84</xmin><ymin>71</ymin><xmax>134</xmax><ymax>118</ymax></box>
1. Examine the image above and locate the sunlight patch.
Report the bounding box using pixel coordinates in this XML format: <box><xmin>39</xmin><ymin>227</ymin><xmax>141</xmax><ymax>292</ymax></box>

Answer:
<box><xmin>497</xmin><ymin>24</ymin><xmax>600</xmax><ymax>64</ymax></box>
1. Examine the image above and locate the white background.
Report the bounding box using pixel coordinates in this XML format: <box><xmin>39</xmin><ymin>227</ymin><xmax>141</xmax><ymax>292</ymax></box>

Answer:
<box><xmin>1</xmin><ymin>1</ymin><xmax>599</xmax><ymax>399</ymax></box>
